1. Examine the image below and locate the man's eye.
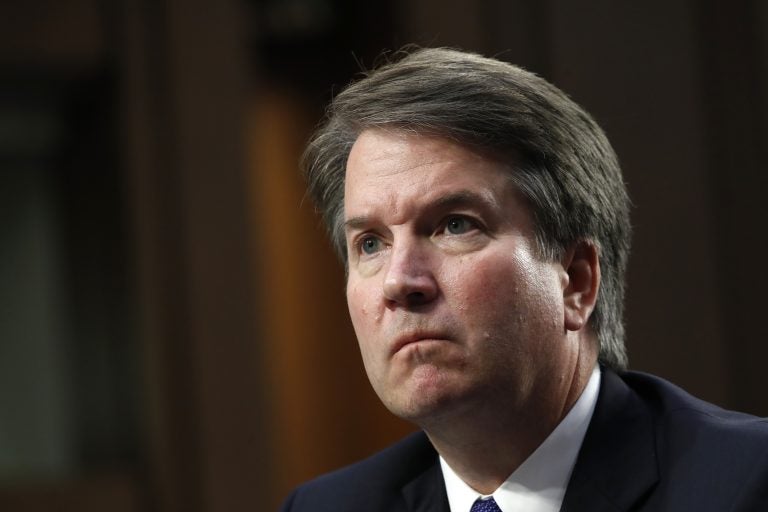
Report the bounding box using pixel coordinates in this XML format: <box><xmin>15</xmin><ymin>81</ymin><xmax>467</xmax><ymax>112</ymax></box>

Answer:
<box><xmin>359</xmin><ymin>236</ymin><xmax>383</xmax><ymax>255</ymax></box>
<box><xmin>443</xmin><ymin>216</ymin><xmax>476</xmax><ymax>235</ymax></box>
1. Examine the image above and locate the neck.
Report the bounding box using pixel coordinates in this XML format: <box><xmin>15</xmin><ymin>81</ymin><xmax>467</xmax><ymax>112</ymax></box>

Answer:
<box><xmin>423</xmin><ymin>342</ymin><xmax>597</xmax><ymax>494</ymax></box>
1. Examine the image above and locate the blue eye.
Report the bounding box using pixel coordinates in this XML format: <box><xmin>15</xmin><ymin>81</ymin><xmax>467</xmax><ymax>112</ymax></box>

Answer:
<box><xmin>444</xmin><ymin>216</ymin><xmax>474</xmax><ymax>235</ymax></box>
<box><xmin>360</xmin><ymin>236</ymin><xmax>382</xmax><ymax>255</ymax></box>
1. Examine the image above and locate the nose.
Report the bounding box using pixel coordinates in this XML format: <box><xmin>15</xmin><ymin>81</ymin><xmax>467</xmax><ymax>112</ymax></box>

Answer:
<box><xmin>382</xmin><ymin>240</ymin><xmax>438</xmax><ymax>308</ymax></box>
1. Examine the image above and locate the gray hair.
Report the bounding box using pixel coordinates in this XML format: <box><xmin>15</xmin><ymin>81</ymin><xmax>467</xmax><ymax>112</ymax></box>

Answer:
<box><xmin>302</xmin><ymin>47</ymin><xmax>632</xmax><ymax>370</ymax></box>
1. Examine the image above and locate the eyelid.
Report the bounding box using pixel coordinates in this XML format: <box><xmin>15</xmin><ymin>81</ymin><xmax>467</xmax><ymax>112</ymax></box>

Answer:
<box><xmin>351</xmin><ymin>231</ymin><xmax>385</xmax><ymax>257</ymax></box>
<box><xmin>437</xmin><ymin>213</ymin><xmax>482</xmax><ymax>234</ymax></box>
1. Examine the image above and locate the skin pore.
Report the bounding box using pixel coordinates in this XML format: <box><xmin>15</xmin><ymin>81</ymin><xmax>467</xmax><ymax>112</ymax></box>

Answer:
<box><xmin>343</xmin><ymin>129</ymin><xmax>600</xmax><ymax>494</ymax></box>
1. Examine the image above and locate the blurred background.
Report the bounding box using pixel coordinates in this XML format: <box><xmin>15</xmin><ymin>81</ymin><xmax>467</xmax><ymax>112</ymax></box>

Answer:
<box><xmin>0</xmin><ymin>0</ymin><xmax>766</xmax><ymax>510</ymax></box>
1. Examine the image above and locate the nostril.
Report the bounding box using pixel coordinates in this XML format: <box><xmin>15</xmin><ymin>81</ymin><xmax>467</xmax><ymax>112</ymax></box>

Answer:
<box><xmin>405</xmin><ymin>291</ymin><xmax>427</xmax><ymax>306</ymax></box>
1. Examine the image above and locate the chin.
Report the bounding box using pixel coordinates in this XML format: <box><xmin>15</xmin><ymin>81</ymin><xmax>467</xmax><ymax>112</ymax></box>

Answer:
<box><xmin>380</xmin><ymin>374</ymin><xmax>473</xmax><ymax>425</ymax></box>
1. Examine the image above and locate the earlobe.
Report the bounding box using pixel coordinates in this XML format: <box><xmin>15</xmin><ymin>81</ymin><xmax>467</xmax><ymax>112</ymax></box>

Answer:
<box><xmin>562</xmin><ymin>241</ymin><xmax>600</xmax><ymax>332</ymax></box>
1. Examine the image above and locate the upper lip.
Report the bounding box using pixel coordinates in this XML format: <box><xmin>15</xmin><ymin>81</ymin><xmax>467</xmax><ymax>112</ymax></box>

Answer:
<box><xmin>390</xmin><ymin>331</ymin><xmax>449</xmax><ymax>355</ymax></box>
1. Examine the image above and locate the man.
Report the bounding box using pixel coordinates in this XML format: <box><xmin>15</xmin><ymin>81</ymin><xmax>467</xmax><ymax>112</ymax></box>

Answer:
<box><xmin>280</xmin><ymin>48</ymin><xmax>768</xmax><ymax>511</ymax></box>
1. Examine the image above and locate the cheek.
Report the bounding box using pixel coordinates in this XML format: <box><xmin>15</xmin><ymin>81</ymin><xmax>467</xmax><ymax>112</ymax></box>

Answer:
<box><xmin>447</xmin><ymin>251</ymin><xmax>563</xmax><ymax>338</ymax></box>
<box><xmin>445</xmin><ymin>253</ymin><xmax>526</xmax><ymax>307</ymax></box>
<box><xmin>346</xmin><ymin>281</ymin><xmax>366</xmax><ymax>331</ymax></box>
<box><xmin>346</xmin><ymin>279</ymin><xmax>379</xmax><ymax>355</ymax></box>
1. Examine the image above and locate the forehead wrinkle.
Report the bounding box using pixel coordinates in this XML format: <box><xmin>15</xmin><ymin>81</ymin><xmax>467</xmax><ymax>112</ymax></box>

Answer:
<box><xmin>345</xmin><ymin>129</ymin><xmax>515</xmax><ymax>231</ymax></box>
<box><xmin>343</xmin><ymin>184</ymin><xmax>400</xmax><ymax>228</ymax></box>
<box><xmin>349</xmin><ymin>129</ymin><xmax>481</xmax><ymax>179</ymax></box>
<box><xmin>344</xmin><ymin>187</ymin><xmax>504</xmax><ymax>235</ymax></box>
<box><xmin>428</xmin><ymin>189</ymin><xmax>502</xmax><ymax>213</ymax></box>
<box><xmin>359</xmin><ymin>152</ymin><xmax>463</xmax><ymax>180</ymax></box>
<box><xmin>343</xmin><ymin>190</ymin><xmax>408</xmax><ymax>232</ymax></box>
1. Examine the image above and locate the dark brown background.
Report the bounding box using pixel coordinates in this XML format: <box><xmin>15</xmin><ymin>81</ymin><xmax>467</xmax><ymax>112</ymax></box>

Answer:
<box><xmin>0</xmin><ymin>1</ymin><xmax>765</xmax><ymax>511</ymax></box>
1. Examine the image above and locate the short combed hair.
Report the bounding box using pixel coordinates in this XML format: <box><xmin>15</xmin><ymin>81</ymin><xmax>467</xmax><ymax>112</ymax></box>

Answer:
<box><xmin>302</xmin><ymin>47</ymin><xmax>632</xmax><ymax>370</ymax></box>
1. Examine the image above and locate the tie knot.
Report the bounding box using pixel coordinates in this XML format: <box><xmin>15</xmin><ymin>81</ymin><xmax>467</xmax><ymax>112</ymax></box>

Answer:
<box><xmin>470</xmin><ymin>496</ymin><xmax>503</xmax><ymax>512</ymax></box>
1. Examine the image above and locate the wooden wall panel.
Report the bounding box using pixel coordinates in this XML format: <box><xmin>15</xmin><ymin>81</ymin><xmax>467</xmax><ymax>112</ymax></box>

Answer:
<box><xmin>246</xmin><ymin>91</ymin><xmax>414</xmax><ymax>510</ymax></box>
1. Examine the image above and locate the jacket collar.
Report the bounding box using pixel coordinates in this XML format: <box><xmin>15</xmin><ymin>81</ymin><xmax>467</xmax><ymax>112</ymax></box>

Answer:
<box><xmin>560</xmin><ymin>368</ymin><xmax>659</xmax><ymax>511</ymax></box>
<box><xmin>397</xmin><ymin>368</ymin><xmax>659</xmax><ymax>512</ymax></box>
<box><xmin>400</xmin><ymin>433</ymin><xmax>450</xmax><ymax>512</ymax></box>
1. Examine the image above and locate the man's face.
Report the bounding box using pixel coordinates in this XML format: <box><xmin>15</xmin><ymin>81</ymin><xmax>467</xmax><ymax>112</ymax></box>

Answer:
<box><xmin>344</xmin><ymin>129</ymin><xmax>579</xmax><ymax>426</ymax></box>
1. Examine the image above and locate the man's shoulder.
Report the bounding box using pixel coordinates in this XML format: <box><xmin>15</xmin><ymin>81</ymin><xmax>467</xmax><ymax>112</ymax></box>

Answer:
<box><xmin>565</xmin><ymin>369</ymin><xmax>768</xmax><ymax>511</ymax></box>
<box><xmin>279</xmin><ymin>431</ymin><xmax>441</xmax><ymax>512</ymax></box>
<box><xmin>617</xmin><ymin>369</ymin><xmax>768</xmax><ymax>438</ymax></box>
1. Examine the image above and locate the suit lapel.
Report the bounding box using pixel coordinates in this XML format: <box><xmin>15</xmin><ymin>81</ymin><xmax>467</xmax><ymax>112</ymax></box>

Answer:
<box><xmin>400</xmin><ymin>437</ymin><xmax>450</xmax><ymax>512</ymax></box>
<box><xmin>396</xmin><ymin>370</ymin><xmax>658</xmax><ymax>512</ymax></box>
<box><xmin>560</xmin><ymin>369</ymin><xmax>659</xmax><ymax>512</ymax></box>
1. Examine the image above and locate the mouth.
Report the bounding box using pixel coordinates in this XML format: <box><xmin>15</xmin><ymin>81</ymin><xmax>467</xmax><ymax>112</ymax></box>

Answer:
<box><xmin>390</xmin><ymin>332</ymin><xmax>450</xmax><ymax>356</ymax></box>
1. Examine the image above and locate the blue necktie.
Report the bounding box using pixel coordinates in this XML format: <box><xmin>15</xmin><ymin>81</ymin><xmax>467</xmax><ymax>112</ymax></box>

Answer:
<box><xmin>470</xmin><ymin>497</ymin><xmax>503</xmax><ymax>512</ymax></box>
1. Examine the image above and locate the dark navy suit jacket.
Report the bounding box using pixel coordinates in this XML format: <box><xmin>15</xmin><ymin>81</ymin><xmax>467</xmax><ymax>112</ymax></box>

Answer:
<box><xmin>279</xmin><ymin>369</ymin><xmax>768</xmax><ymax>511</ymax></box>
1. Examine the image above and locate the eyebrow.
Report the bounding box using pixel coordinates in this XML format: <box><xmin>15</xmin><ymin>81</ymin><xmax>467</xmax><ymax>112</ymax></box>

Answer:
<box><xmin>343</xmin><ymin>189</ymin><xmax>499</xmax><ymax>232</ymax></box>
<box><xmin>430</xmin><ymin>189</ymin><xmax>498</xmax><ymax>211</ymax></box>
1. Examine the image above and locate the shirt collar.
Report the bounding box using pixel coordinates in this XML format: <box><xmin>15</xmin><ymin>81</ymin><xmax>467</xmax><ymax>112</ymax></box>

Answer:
<box><xmin>440</xmin><ymin>365</ymin><xmax>601</xmax><ymax>512</ymax></box>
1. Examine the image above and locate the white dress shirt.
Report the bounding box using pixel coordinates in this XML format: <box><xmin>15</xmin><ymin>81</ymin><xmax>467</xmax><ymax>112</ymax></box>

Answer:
<box><xmin>440</xmin><ymin>365</ymin><xmax>601</xmax><ymax>512</ymax></box>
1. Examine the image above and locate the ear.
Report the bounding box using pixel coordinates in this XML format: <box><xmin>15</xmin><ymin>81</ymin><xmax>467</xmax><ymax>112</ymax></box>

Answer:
<box><xmin>561</xmin><ymin>240</ymin><xmax>600</xmax><ymax>332</ymax></box>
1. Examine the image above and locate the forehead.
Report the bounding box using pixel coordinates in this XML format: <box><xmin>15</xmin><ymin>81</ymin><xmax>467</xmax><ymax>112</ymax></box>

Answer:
<box><xmin>346</xmin><ymin>129</ymin><xmax>493</xmax><ymax>178</ymax></box>
<box><xmin>344</xmin><ymin>129</ymin><xmax>515</xmax><ymax>217</ymax></box>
